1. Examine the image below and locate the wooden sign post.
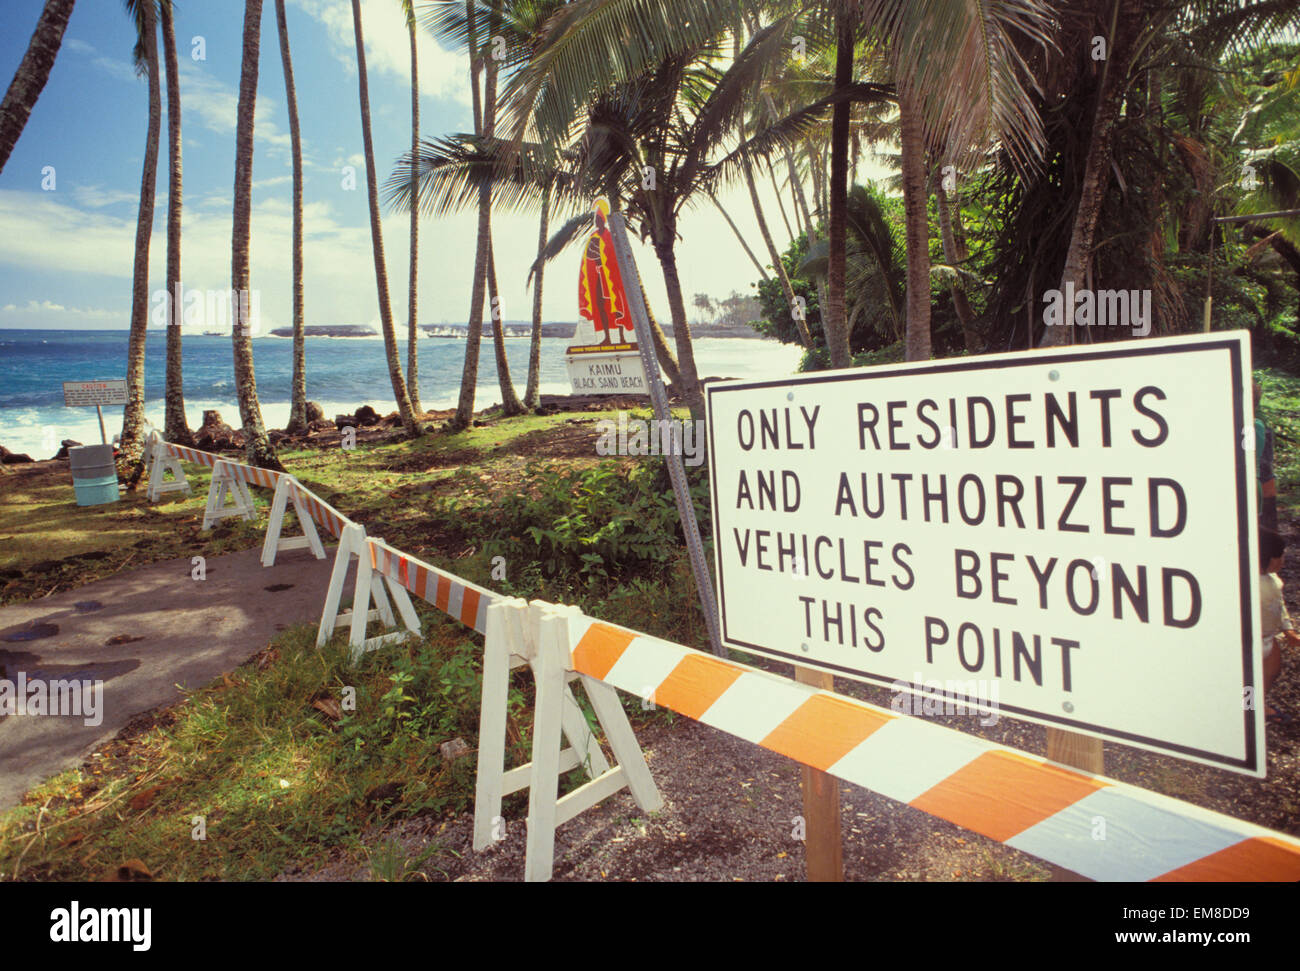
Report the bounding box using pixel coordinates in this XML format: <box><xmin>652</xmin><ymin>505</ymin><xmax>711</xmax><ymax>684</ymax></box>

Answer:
<box><xmin>795</xmin><ymin>666</ymin><xmax>844</xmax><ymax>881</ymax></box>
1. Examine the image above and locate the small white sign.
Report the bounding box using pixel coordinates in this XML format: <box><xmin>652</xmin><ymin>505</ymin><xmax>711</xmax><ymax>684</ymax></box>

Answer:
<box><xmin>63</xmin><ymin>380</ymin><xmax>128</xmax><ymax>407</ymax></box>
<box><xmin>706</xmin><ymin>333</ymin><xmax>1262</xmax><ymax>774</ymax></box>
<box><xmin>566</xmin><ymin>351</ymin><xmax>647</xmax><ymax>395</ymax></box>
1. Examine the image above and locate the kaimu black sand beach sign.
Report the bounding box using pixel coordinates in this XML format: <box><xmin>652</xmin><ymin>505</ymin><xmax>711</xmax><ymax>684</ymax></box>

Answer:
<box><xmin>566</xmin><ymin>199</ymin><xmax>648</xmax><ymax>396</ymax></box>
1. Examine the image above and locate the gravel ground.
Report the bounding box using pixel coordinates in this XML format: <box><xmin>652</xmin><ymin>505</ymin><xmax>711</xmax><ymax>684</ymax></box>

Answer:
<box><xmin>277</xmin><ymin>710</ymin><xmax>1057</xmax><ymax>882</ymax></box>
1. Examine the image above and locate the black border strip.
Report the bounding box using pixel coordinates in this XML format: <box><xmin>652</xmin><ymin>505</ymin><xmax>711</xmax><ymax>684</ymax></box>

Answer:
<box><xmin>705</xmin><ymin>337</ymin><xmax>1257</xmax><ymax>773</ymax></box>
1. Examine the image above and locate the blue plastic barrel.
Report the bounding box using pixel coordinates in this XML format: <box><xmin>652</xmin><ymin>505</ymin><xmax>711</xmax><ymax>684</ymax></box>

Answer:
<box><xmin>72</xmin><ymin>472</ymin><xmax>120</xmax><ymax>506</ymax></box>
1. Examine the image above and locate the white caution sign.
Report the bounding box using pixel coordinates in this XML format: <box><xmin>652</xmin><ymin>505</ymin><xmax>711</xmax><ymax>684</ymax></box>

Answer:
<box><xmin>706</xmin><ymin>332</ymin><xmax>1262</xmax><ymax>774</ymax></box>
<box><xmin>63</xmin><ymin>380</ymin><xmax>128</xmax><ymax>407</ymax></box>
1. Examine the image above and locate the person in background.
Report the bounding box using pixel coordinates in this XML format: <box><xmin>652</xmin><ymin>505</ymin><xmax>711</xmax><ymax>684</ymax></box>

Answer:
<box><xmin>1260</xmin><ymin>527</ymin><xmax>1298</xmax><ymax>722</ymax></box>
<box><xmin>1254</xmin><ymin>381</ymin><xmax>1278</xmax><ymax>532</ymax></box>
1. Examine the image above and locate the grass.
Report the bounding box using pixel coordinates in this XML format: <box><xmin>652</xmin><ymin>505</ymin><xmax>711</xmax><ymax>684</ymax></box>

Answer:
<box><xmin>0</xmin><ymin>615</ymin><xmax>488</xmax><ymax>881</ymax></box>
<box><xmin>0</xmin><ymin>407</ymin><xmax>700</xmax><ymax>881</ymax></box>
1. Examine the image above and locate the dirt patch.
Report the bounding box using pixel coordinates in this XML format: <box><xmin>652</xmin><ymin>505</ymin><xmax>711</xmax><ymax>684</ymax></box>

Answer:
<box><xmin>499</xmin><ymin>420</ymin><xmax>603</xmax><ymax>461</ymax></box>
<box><xmin>277</xmin><ymin>715</ymin><xmax>1051</xmax><ymax>882</ymax></box>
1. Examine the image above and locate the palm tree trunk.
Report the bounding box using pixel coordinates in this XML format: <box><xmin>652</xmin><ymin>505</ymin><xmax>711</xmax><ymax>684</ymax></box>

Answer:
<box><xmin>160</xmin><ymin>0</ymin><xmax>192</xmax><ymax>446</ymax></box>
<box><xmin>898</xmin><ymin>79</ymin><xmax>932</xmax><ymax>363</ymax></box>
<box><xmin>481</xmin><ymin>0</ymin><xmax>523</xmax><ymax>416</ymax></box>
<box><xmin>524</xmin><ymin>181</ymin><xmax>549</xmax><ymax>409</ymax></box>
<box><xmin>768</xmin><ymin>164</ymin><xmax>794</xmax><ymax>242</ymax></box>
<box><xmin>936</xmin><ymin>181</ymin><xmax>977</xmax><ymax>353</ymax></box>
<box><xmin>118</xmin><ymin>0</ymin><xmax>161</xmax><ymax>470</ymax></box>
<box><xmin>766</xmin><ymin>90</ymin><xmax>812</xmax><ymax>239</ymax></box>
<box><xmin>1042</xmin><ymin>30</ymin><xmax>1130</xmax><ymax>349</ymax></box>
<box><xmin>351</xmin><ymin>0</ymin><xmax>419</xmax><ymax>436</ymax></box>
<box><xmin>653</xmin><ymin>232</ymin><xmax>703</xmax><ymax>416</ymax></box>
<box><xmin>455</xmin><ymin>179</ymin><xmax>491</xmax><ymax>430</ymax></box>
<box><xmin>453</xmin><ymin>0</ymin><xmax>486</xmax><ymax>432</ymax></box>
<box><xmin>638</xmin><ymin>276</ymin><xmax>682</xmax><ymax>387</ymax></box>
<box><xmin>231</xmin><ymin>0</ymin><xmax>282</xmax><ymax>471</ymax></box>
<box><xmin>824</xmin><ymin>6</ymin><xmax>854</xmax><ymax>368</ymax></box>
<box><xmin>275</xmin><ymin>0</ymin><xmax>307</xmax><ymax>434</ymax></box>
<box><xmin>486</xmin><ymin>236</ymin><xmax>525</xmax><ymax>414</ymax></box>
<box><xmin>406</xmin><ymin>14</ymin><xmax>422</xmax><ymax>415</ymax></box>
<box><xmin>744</xmin><ymin>153</ymin><xmax>811</xmax><ymax>347</ymax></box>
<box><xmin>0</xmin><ymin>0</ymin><xmax>76</xmax><ymax>174</ymax></box>
<box><xmin>709</xmin><ymin>189</ymin><xmax>767</xmax><ymax>280</ymax></box>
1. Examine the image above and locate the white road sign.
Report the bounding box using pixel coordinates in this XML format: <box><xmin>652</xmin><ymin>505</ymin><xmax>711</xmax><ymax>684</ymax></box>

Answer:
<box><xmin>706</xmin><ymin>333</ymin><xmax>1262</xmax><ymax>774</ymax></box>
<box><xmin>63</xmin><ymin>380</ymin><xmax>128</xmax><ymax>407</ymax></box>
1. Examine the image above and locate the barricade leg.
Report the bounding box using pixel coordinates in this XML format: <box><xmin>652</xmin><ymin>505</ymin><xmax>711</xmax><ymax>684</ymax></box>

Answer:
<box><xmin>524</xmin><ymin>609</ymin><xmax>569</xmax><ymax>882</ymax></box>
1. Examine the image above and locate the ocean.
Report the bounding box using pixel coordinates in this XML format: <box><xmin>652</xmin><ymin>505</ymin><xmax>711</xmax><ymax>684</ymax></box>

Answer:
<box><xmin>0</xmin><ymin>329</ymin><xmax>803</xmax><ymax>459</ymax></box>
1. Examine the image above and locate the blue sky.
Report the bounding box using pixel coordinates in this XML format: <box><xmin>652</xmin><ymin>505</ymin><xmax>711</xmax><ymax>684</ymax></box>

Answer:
<box><xmin>0</xmin><ymin>0</ymin><xmax>818</xmax><ymax>333</ymax></box>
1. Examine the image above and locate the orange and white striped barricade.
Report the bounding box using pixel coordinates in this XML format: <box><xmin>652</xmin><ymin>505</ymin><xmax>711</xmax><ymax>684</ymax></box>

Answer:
<box><xmin>365</xmin><ymin>539</ymin><xmax>497</xmax><ymax>635</ymax></box>
<box><xmin>260</xmin><ymin>477</ymin><xmax>327</xmax><ymax>567</ymax></box>
<box><xmin>472</xmin><ymin>599</ymin><xmax>621</xmax><ymax>864</ymax></box>
<box><xmin>284</xmin><ymin>481</ymin><xmax>351</xmax><ymax>542</ymax></box>
<box><xmin>144</xmin><ymin>432</ymin><xmax>191</xmax><ymax>501</ymax></box>
<box><xmin>560</xmin><ymin>610</ymin><xmax>1300</xmax><ymax>882</ymax></box>
<box><xmin>201</xmin><ymin>459</ymin><xmax>259</xmax><ymax>530</ymax></box>
<box><xmin>165</xmin><ymin>443</ymin><xmax>222</xmax><ymax>468</ymax></box>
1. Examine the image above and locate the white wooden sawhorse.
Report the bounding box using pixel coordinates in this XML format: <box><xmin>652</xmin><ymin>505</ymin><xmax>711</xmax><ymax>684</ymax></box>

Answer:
<box><xmin>474</xmin><ymin>600</ymin><xmax>662</xmax><ymax>881</ymax></box>
<box><xmin>315</xmin><ymin>524</ymin><xmax>419</xmax><ymax>663</ymax></box>
<box><xmin>145</xmin><ymin>433</ymin><xmax>192</xmax><ymax>502</ymax></box>
<box><xmin>202</xmin><ymin>459</ymin><xmax>257</xmax><ymax>530</ymax></box>
<box><xmin>261</xmin><ymin>476</ymin><xmax>326</xmax><ymax>567</ymax></box>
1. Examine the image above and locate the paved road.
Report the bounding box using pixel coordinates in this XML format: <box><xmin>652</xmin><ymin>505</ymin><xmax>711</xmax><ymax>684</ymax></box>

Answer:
<box><xmin>0</xmin><ymin>545</ymin><xmax>350</xmax><ymax>809</ymax></box>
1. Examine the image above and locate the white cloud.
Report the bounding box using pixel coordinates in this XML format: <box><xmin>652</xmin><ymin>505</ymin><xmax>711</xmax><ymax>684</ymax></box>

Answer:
<box><xmin>72</xmin><ymin>185</ymin><xmax>140</xmax><ymax>209</ymax></box>
<box><xmin>289</xmin><ymin>0</ymin><xmax>470</xmax><ymax>106</ymax></box>
<box><xmin>64</xmin><ymin>38</ymin><xmax>96</xmax><ymax>56</ymax></box>
<box><xmin>178</xmin><ymin>61</ymin><xmax>292</xmax><ymax>153</ymax></box>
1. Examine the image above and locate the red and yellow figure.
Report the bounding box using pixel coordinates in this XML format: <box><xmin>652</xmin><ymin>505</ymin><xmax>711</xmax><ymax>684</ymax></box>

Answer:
<box><xmin>578</xmin><ymin>198</ymin><xmax>633</xmax><ymax>347</ymax></box>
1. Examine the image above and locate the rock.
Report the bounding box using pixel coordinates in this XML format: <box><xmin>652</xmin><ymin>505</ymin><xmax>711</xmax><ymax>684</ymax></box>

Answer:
<box><xmin>268</xmin><ymin>430</ymin><xmax>289</xmax><ymax>445</ymax></box>
<box><xmin>194</xmin><ymin>410</ymin><xmax>244</xmax><ymax>451</ymax></box>
<box><xmin>355</xmin><ymin>404</ymin><xmax>381</xmax><ymax>426</ymax></box>
<box><xmin>50</xmin><ymin>438</ymin><xmax>82</xmax><ymax>460</ymax></box>
<box><xmin>102</xmin><ymin>858</ymin><xmax>152</xmax><ymax>882</ymax></box>
<box><xmin>307</xmin><ymin>418</ymin><xmax>335</xmax><ymax>434</ymax></box>
<box><xmin>439</xmin><ymin>737</ymin><xmax>472</xmax><ymax>762</ymax></box>
<box><xmin>333</xmin><ymin>414</ymin><xmax>354</xmax><ymax>429</ymax></box>
<box><xmin>0</xmin><ymin>445</ymin><xmax>33</xmax><ymax>464</ymax></box>
<box><xmin>305</xmin><ymin>401</ymin><xmax>324</xmax><ymax>423</ymax></box>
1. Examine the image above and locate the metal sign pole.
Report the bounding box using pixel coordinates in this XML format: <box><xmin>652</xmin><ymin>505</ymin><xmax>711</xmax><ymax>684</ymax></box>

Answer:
<box><xmin>96</xmin><ymin>405</ymin><xmax>107</xmax><ymax>445</ymax></box>
<box><xmin>606</xmin><ymin>211</ymin><xmax>724</xmax><ymax>657</ymax></box>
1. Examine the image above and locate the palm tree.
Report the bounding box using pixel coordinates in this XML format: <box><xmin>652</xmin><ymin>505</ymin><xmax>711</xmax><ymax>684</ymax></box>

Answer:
<box><xmin>231</xmin><ymin>0</ymin><xmax>283</xmax><ymax>470</ymax></box>
<box><xmin>351</xmin><ymin>0</ymin><xmax>421</xmax><ymax>437</ymax></box>
<box><xmin>523</xmin><ymin>179</ymin><xmax>550</xmax><ymax>408</ymax></box>
<box><xmin>159</xmin><ymin>0</ymin><xmax>193</xmax><ymax>446</ymax></box>
<box><xmin>481</xmin><ymin>0</ymin><xmax>526</xmax><ymax>417</ymax></box>
<box><xmin>855</xmin><ymin>0</ymin><xmax>1053</xmax><ymax>363</ymax></box>
<box><xmin>1039</xmin><ymin>0</ymin><xmax>1300</xmax><ymax>347</ymax></box>
<box><xmin>824</xmin><ymin>4</ymin><xmax>855</xmax><ymax>367</ymax></box>
<box><xmin>447</xmin><ymin>0</ymin><xmax>490</xmax><ymax>430</ymax></box>
<box><xmin>118</xmin><ymin>0</ymin><xmax>161</xmax><ymax>469</ymax></box>
<box><xmin>400</xmin><ymin>0</ymin><xmax>423</xmax><ymax>415</ymax></box>
<box><xmin>406</xmin><ymin>15</ymin><xmax>867</xmax><ymax>414</ymax></box>
<box><xmin>0</xmin><ymin>0</ymin><xmax>77</xmax><ymax>174</ymax></box>
<box><xmin>274</xmin><ymin>0</ymin><xmax>308</xmax><ymax>434</ymax></box>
